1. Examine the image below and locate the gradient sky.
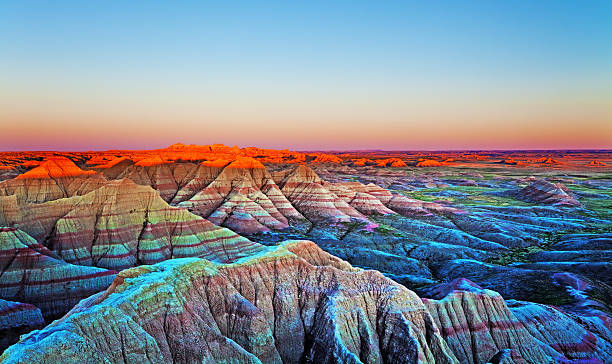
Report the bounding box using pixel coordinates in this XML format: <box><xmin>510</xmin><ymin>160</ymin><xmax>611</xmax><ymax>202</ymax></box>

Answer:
<box><xmin>1</xmin><ymin>1</ymin><xmax>611</xmax><ymax>151</ymax></box>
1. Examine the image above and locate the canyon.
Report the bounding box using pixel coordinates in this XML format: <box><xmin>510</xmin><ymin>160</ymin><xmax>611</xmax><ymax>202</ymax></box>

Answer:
<box><xmin>0</xmin><ymin>144</ymin><xmax>610</xmax><ymax>363</ymax></box>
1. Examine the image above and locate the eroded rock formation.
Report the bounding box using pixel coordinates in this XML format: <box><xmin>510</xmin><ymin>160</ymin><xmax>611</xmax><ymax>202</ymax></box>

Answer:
<box><xmin>177</xmin><ymin>158</ymin><xmax>304</xmax><ymax>234</ymax></box>
<box><xmin>0</xmin><ymin>241</ymin><xmax>458</xmax><ymax>364</ymax></box>
<box><xmin>0</xmin><ymin>299</ymin><xmax>44</xmax><ymax>351</ymax></box>
<box><xmin>2</xmin><ymin>179</ymin><xmax>262</xmax><ymax>271</ymax></box>
<box><xmin>0</xmin><ymin>158</ymin><xmax>107</xmax><ymax>203</ymax></box>
<box><xmin>422</xmin><ymin>278</ymin><xmax>612</xmax><ymax>363</ymax></box>
<box><xmin>516</xmin><ymin>178</ymin><xmax>580</xmax><ymax>206</ymax></box>
<box><xmin>275</xmin><ymin>165</ymin><xmax>370</xmax><ymax>225</ymax></box>
<box><xmin>0</xmin><ymin>146</ymin><xmax>610</xmax><ymax>362</ymax></box>
<box><xmin>0</xmin><ymin>227</ymin><xmax>116</xmax><ymax>318</ymax></box>
<box><xmin>4</xmin><ymin>243</ymin><xmax>609</xmax><ymax>363</ymax></box>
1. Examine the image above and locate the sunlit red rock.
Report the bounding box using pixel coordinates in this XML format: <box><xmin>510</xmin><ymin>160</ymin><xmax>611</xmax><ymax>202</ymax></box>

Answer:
<box><xmin>499</xmin><ymin>158</ymin><xmax>527</xmax><ymax>166</ymax></box>
<box><xmin>91</xmin><ymin>156</ymin><xmax>129</xmax><ymax>169</ymax></box>
<box><xmin>375</xmin><ymin>158</ymin><xmax>407</xmax><ymax>167</ymax></box>
<box><xmin>85</xmin><ymin>155</ymin><xmax>116</xmax><ymax>166</ymax></box>
<box><xmin>532</xmin><ymin>157</ymin><xmax>562</xmax><ymax>165</ymax></box>
<box><xmin>16</xmin><ymin>157</ymin><xmax>95</xmax><ymax>179</ymax></box>
<box><xmin>589</xmin><ymin>160</ymin><xmax>607</xmax><ymax>166</ymax></box>
<box><xmin>352</xmin><ymin>158</ymin><xmax>375</xmax><ymax>166</ymax></box>
<box><xmin>200</xmin><ymin>158</ymin><xmax>232</xmax><ymax>168</ymax></box>
<box><xmin>20</xmin><ymin>161</ymin><xmax>43</xmax><ymax>168</ymax></box>
<box><xmin>309</xmin><ymin>153</ymin><xmax>342</xmax><ymax>164</ymax></box>
<box><xmin>134</xmin><ymin>155</ymin><xmax>169</xmax><ymax>166</ymax></box>
<box><xmin>0</xmin><ymin>158</ymin><xmax>107</xmax><ymax>203</ymax></box>
<box><xmin>416</xmin><ymin>159</ymin><xmax>444</xmax><ymax>167</ymax></box>
<box><xmin>125</xmin><ymin>143</ymin><xmax>335</xmax><ymax>165</ymax></box>
<box><xmin>460</xmin><ymin>154</ymin><xmax>488</xmax><ymax>161</ymax></box>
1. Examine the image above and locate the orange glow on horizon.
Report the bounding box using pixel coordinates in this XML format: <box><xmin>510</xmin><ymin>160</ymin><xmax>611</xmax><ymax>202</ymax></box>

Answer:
<box><xmin>1</xmin><ymin>80</ymin><xmax>610</xmax><ymax>151</ymax></box>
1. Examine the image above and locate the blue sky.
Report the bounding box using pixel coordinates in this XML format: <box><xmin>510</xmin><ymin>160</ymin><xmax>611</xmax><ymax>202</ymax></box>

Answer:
<box><xmin>1</xmin><ymin>1</ymin><xmax>611</xmax><ymax>150</ymax></box>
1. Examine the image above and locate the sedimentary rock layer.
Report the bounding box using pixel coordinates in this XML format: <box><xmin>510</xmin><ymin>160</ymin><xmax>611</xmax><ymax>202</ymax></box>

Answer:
<box><xmin>0</xmin><ymin>227</ymin><xmax>116</xmax><ymax>318</ymax></box>
<box><xmin>275</xmin><ymin>165</ymin><xmax>371</xmax><ymax>225</ymax></box>
<box><xmin>0</xmin><ymin>299</ymin><xmax>44</xmax><ymax>351</ymax></box>
<box><xmin>177</xmin><ymin>157</ymin><xmax>304</xmax><ymax>234</ymax></box>
<box><xmin>94</xmin><ymin>156</ymin><xmax>461</xmax><ymax>231</ymax></box>
<box><xmin>0</xmin><ymin>241</ymin><xmax>458</xmax><ymax>364</ymax></box>
<box><xmin>327</xmin><ymin>181</ymin><xmax>461</xmax><ymax>217</ymax></box>
<box><xmin>2</xmin><ymin>179</ymin><xmax>262</xmax><ymax>270</ymax></box>
<box><xmin>421</xmin><ymin>278</ymin><xmax>612</xmax><ymax>363</ymax></box>
<box><xmin>509</xmin><ymin>299</ymin><xmax>612</xmax><ymax>362</ymax></box>
<box><xmin>96</xmin><ymin>157</ymin><xmax>307</xmax><ymax>234</ymax></box>
<box><xmin>516</xmin><ymin>178</ymin><xmax>580</xmax><ymax>206</ymax></box>
<box><xmin>0</xmin><ymin>158</ymin><xmax>107</xmax><ymax>203</ymax></box>
<box><xmin>4</xmin><ymin>242</ymin><xmax>608</xmax><ymax>363</ymax></box>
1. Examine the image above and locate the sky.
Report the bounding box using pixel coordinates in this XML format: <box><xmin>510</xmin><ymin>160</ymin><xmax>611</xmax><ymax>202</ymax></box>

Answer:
<box><xmin>1</xmin><ymin>1</ymin><xmax>611</xmax><ymax>151</ymax></box>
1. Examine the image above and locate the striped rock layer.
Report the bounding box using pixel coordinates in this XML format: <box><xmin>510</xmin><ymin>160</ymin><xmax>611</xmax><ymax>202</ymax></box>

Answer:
<box><xmin>0</xmin><ymin>157</ymin><xmax>107</xmax><ymax>203</ymax></box>
<box><xmin>517</xmin><ymin>178</ymin><xmax>580</xmax><ymax>206</ymax></box>
<box><xmin>422</xmin><ymin>278</ymin><xmax>612</xmax><ymax>364</ymax></box>
<box><xmin>96</xmin><ymin>158</ymin><xmax>221</xmax><ymax>203</ymax></box>
<box><xmin>327</xmin><ymin>181</ymin><xmax>461</xmax><ymax>217</ymax></box>
<box><xmin>95</xmin><ymin>158</ymin><xmax>459</xmax><ymax>231</ymax></box>
<box><xmin>0</xmin><ymin>299</ymin><xmax>44</xmax><ymax>352</ymax></box>
<box><xmin>325</xmin><ymin>183</ymin><xmax>396</xmax><ymax>215</ymax></box>
<box><xmin>0</xmin><ymin>241</ymin><xmax>459</xmax><ymax>364</ymax></box>
<box><xmin>97</xmin><ymin>157</ymin><xmax>305</xmax><ymax>234</ymax></box>
<box><xmin>0</xmin><ymin>227</ymin><xmax>116</xmax><ymax>319</ymax></box>
<box><xmin>0</xmin><ymin>299</ymin><xmax>43</xmax><ymax>331</ymax></box>
<box><xmin>3</xmin><ymin>242</ymin><xmax>602</xmax><ymax>363</ymax></box>
<box><xmin>275</xmin><ymin>165</ymin><xmax>371</xmax><ymax>224</ymax></box>
<box><xmin>177</xmin><ymin>158</ymin><xmax>304</xmax><ymax>234</ymax></box>
<box><xmin>508</xmin><ymin>300</ymin><xmax>612</xmax><ymax>363</ymax></box>
<box><xmin>0</xmin><ymin>179</ymin><xmax>263</xmax><ymax>271</ymax></box>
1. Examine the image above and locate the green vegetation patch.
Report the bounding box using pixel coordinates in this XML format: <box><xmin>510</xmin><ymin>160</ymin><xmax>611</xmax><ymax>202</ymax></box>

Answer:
<box><xmin>486</xmin><ymin>245</ymin><xmax>546</xmax><ymax>265</ymax></box>
<box><xmin>400</xmin><ymin>185</ymin><xmax>530</xmax><ymax>207</ymax></box>
<box><xmin>375</xmin><ymin>223</ymin><xmax>405</xmax><ymax>237</ymax></box>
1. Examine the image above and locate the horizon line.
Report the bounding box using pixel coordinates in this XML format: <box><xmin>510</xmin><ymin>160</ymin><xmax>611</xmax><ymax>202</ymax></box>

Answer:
<box><xmin>1</xmin><ymin>145</ymin><xmax>611</xmax><ymax>154</ymax></box>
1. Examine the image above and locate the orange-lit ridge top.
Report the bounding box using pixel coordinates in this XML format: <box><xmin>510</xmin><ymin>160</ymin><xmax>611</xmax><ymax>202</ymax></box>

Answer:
<box><xmin>16</xmin><ymin>157</ymin><xmax>96</xmax><ymax>179</ymax></box>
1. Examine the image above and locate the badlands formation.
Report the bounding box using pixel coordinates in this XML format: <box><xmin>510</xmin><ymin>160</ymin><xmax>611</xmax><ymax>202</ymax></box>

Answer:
<box><xmin>0</xmin><ymin>144</ymin><xmax>611</xmax><ymax>363</ymax></box>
